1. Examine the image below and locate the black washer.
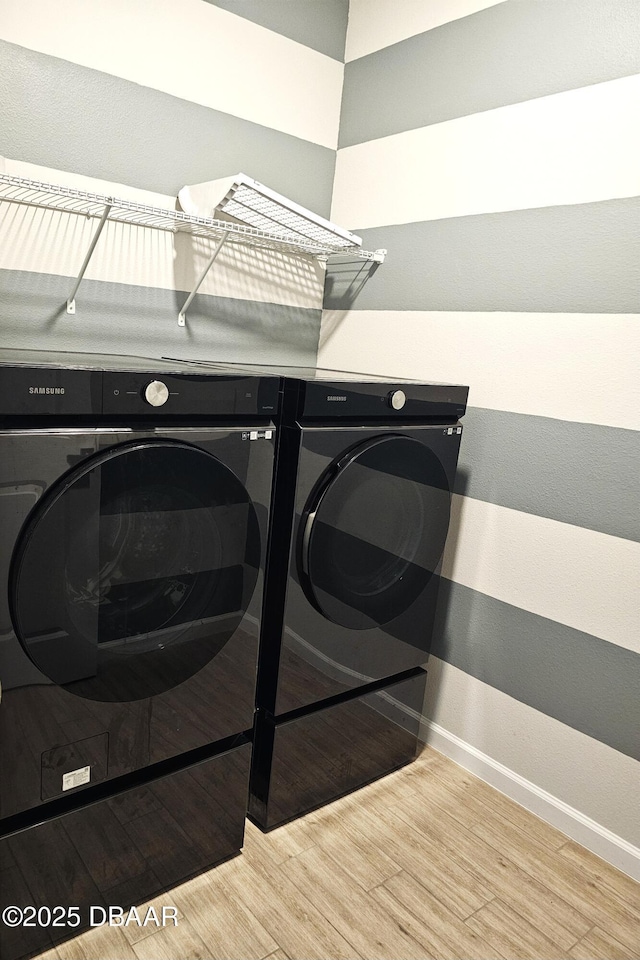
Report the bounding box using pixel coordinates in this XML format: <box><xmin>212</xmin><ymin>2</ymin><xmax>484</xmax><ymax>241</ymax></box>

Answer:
<box><xmin>11</xmin><ymin>439</ymin><xmax>260</xmax><ymax>701</ymax></box>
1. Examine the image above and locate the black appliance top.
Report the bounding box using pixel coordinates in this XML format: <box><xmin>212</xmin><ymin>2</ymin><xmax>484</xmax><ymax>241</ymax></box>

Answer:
<box><xmin>164</xmin><ymin>357</ymin><xmax>469</xmax><ymax>422</ymax></box>
<box><xmin>163</xmin><ymin>356</ymin><xmax>450</xmax><ymax>383</ymax></box>
<box><xmin>0</xmin><ymin>347</ymin><xmax>248</xmax><ymax>373</ymax></box>
<box><xmin>0</xmin><ymin>348</ymin><xmax>279</xmax><ymax>419</ymax></box>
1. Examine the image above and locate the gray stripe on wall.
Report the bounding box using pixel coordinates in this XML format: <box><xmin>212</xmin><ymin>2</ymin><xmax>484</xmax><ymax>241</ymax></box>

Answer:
<box><xmin>323</xmin><ymin>199</ymin><xmax>640</xmax><ymax>313</ymax></box>
<box><xmin>0</xmin><ymin>269</ymin><xmax>321</xmax><ymax>365</ymax></box>
<box><xmin>456</xmin><ymin>408</ymin><xmax>640</xmax><ymax>544</ymax></box>
<box><xmin>0</xmin><ymin>40</ymin><xmax>335</xmax><ymax>217</ymax></box>
<box><xmin>433</xmin><ymin>578</ymin><xmax>640</xmax><ymax>762</ymax></box>
<box><xmin>207</xmin><ymin>0</ymin><xmax>348</xmax><ymax>61</ymax></box>
<box><xmin>339</xmin><ymin>0</ymin><xmax>640</xmax><ymax>147</ymax></box>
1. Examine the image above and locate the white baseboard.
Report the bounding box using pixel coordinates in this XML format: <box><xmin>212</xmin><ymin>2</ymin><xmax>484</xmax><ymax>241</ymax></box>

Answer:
<box><xmin>420</xmin><ymin>720</ymin><xmax>640</xmax><ymax>883</ymax></box>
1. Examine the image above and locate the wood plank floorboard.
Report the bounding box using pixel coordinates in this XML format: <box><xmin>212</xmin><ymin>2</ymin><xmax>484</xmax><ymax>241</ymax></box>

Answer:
<box><xmin>410</xmin><ymin>756</ymin><xmax>570</xmax><ymax>852</ymax></box>
<box><xmin>170</xmin><ymin>869</ymin><xmax>279</xmax><ymax>960</ymax></box>
<box><xmin>370</xmin><ymin>875</ymin><xmax>500</xmax><ymax>960</ymax></box>
<box><xmin>51</xmin><ymin>923</ymin><xmax>137</xmax><ymax>960</ymax></box>
<box><xmin>218</xmin><ymin>851</ymin><xmax>362</xmax><ymax>960</ymax></box>
<box><xmin>391</xmin><ymin>793</ymin><xmax>593</xmax><ymax>951</ymax></box>
<box><xmin>567</xmin><ymin>926</ymin><xmax>640</xmax><ymax>960</ymax></box>
<box><xmin>470</xmin><ymin>818</ymin><xmax>640</xmax><ymax>952</ymax></box>
<box><xmin>464</xmin><ymin>898</ymin><xmax>573</xmax><ymax>960</ymax></box>
<box><xmin>30</xmin><ymin>747</ymin><xmax>639</xmax><ymax>960</ymax></box>
<box><xmin>557</xmin><ymin>841</ymin><xmax>640</xmax><ymax>914</ymax></box>
<box><xmin>309</xmin><ymin>793</ymin><xmax>497</xmax><ymax>921</ymax></box>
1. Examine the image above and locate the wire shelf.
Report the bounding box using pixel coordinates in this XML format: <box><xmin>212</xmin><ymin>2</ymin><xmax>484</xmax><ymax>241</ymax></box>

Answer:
<box><xmin>179</xmin><ymin>172</ymin><xmax>363</xmax><ymax>252</ymax></box>
<box><xmin>0</xmin><ymin>174</ymin><xmax>382</xmax><ymax>257</ymax></box>
<box><xmin>0</xmin><ymin>173</ymin><xmax>386</xmax><ymax>324</ymax></box>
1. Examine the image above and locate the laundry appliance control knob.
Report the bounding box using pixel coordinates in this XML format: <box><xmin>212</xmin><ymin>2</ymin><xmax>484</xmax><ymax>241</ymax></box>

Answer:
<box><xmin>388</xmin><ymin>389</ymin><xmax>406</xmax><ymax>410</ymax></box>
<box><xmin>143</xmin><ymin>380</ymin><xmax>170</xmax><ymax>407</ymax></box>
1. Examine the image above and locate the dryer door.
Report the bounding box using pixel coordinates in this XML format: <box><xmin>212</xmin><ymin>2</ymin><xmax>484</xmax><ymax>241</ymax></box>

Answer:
<box><xmin>10</xmin><ymin>439</ymin><xmax>261</xmax><ymax>701</ymax></box>
<box><xmin>300</xmin><ymin>435</ymin><xmax>451</xmax><ymax>630</ymax></box>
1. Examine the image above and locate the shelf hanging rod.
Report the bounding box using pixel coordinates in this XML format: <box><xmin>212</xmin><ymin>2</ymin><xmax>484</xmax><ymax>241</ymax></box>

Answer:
<box><xmin>178</xmin><ymin>231</ymin><xmax>229</xmax><ymax>327</ymax></box>
<box><xmin>66</xmin><ymin>200</ymin><xmax>113</xmax><ymax>314</ymax></box>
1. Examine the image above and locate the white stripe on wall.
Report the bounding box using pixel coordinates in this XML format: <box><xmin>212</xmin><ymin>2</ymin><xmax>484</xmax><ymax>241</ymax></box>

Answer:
<box><xmin>1</xmin><ymin>0</ymin><xmax>343</xmax><ymax>150</ymax></box>
<box><xmin>422</xmin><ymin>657</ymin><xmax>640</xmax><ymax>862</ymax></box>
<box><xmin>318</xmin><ymin>310</ymin><xmax>640</xmax><ymax>431</ymax></box>
<box><xmin>331</xmin><ymin>73</ymin><xmax>640</xmax><ymax>228</ymax></box>
<box><xmin>345</xmin><ymin>0</ymin><xmax>503</xmax><ymax>62</ymax></box>
<box><xmin>0</xmin><ymin>161</ymin><xmax>324</xmax><ymax>309</ymax></box>
<box><xmin>4</xmin><ymin>160</ymin><xmax>177</xmax><ymax>210</ymax></box>
<box><xmin>442</xmin><ymin>495</ymin><xmax>640</xmax><ymax>655</ymax></box>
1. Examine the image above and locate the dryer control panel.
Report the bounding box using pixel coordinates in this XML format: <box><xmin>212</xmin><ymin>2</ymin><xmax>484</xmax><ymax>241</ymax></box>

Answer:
<box><xmin>295</xmin><ymin>378</ymin><xmax>468</xmax><ymax>422</ymax></box>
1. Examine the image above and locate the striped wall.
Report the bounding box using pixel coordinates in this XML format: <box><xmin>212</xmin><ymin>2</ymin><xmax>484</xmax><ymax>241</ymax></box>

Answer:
<box><xmin>2</xmin><ymin>0</ymin><xmax>638</xmax><ymax>877</ymax></box>
<box><xmin>0</xmin><ymin>0</ymin><xmax>348</xmax><ymax>362</ymax></box>
<box><xmin>320</xmin><ymin>0</ymin><xmax>640</xmax><ymax>872</ymax></box>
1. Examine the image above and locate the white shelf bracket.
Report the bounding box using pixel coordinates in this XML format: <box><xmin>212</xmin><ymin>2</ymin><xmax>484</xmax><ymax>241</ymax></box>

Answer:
<box><xmin>66</xmin><ymin>201</ymin><xmax>113</xmax><ymax>314</ymax></box>
<box><xmin>178</xmin><ymin>232</ymin><xmax>229</xmax><ymax>327</ymax></box>
<box><xmin>360</xmin><ymin>248</ymin><xmax>386</xmax><ymax>263</ymax></box>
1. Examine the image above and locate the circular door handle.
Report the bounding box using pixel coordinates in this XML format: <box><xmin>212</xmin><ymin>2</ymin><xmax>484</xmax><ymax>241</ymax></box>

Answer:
<box><xmin>143</xmin><ymin>380</ymin><xmax>169</xmax><ymax>407</ymax></box>
<box><xmin>388</xmin><ymin>389</ymin><xmax>406</xmax><ymax>410</ymax></box>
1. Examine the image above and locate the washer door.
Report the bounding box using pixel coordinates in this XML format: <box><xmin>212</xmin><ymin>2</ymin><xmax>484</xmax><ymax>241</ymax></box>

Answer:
<box><xmin>300</xmin><ymin>435</ymin><xmax>451</xmax><ymax>630</ymax></box>
<box><xmin>10</xmin><ymin>440</ymin><xmax>260</xmax><ymax>701</ymax></box>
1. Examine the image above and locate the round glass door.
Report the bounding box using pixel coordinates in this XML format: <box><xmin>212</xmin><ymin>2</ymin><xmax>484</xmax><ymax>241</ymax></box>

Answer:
<box><xmin>10</xmin><ymin>440</ymin><xmax>260</xmax><ymax>701</ymax></box>
<box><xmin>300</xmin><ymin>435</ymin><xmax>451</xmax><ymax>630</ymax></box>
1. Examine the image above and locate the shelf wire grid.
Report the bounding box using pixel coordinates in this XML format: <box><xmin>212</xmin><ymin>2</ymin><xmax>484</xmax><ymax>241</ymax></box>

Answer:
<box><xmin>220</xmin><ymin>184</ymin><xmax>357</xmax><ymax>250</ymax></box>
<box><xmin>0</xmin><ymin>174</ymin><xmax>376</xmax><ymax>259</ymax></box>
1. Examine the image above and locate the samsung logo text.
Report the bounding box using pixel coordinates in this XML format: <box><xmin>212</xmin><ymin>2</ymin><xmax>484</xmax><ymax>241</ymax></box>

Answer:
<box><xmin>29</xmin><ymin>387</ymin><xmax>65</xmax><ymax>395</ymax></box>
<box><xmin>327</xmin><ymin>395</ymin><xmax>347</xmax><ymax>401</ymax></box>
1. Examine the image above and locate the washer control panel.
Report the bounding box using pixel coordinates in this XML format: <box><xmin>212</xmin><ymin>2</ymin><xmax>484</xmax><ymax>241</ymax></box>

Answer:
<box><xmin>102</xmin><ymin>371</ymin><xmax>278</xmax><ymax>416</ymax></box>
<box><xmin>0</xmin><ymin>362</ymin><xmax>279</xmax><ymax>418</ymax></box>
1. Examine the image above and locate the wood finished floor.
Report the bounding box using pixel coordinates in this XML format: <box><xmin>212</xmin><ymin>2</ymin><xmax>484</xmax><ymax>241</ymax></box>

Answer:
<box><xmin>38</xmin><ymin>748</ymin><xmax>639</xmax><ymax>960</ymax></box>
